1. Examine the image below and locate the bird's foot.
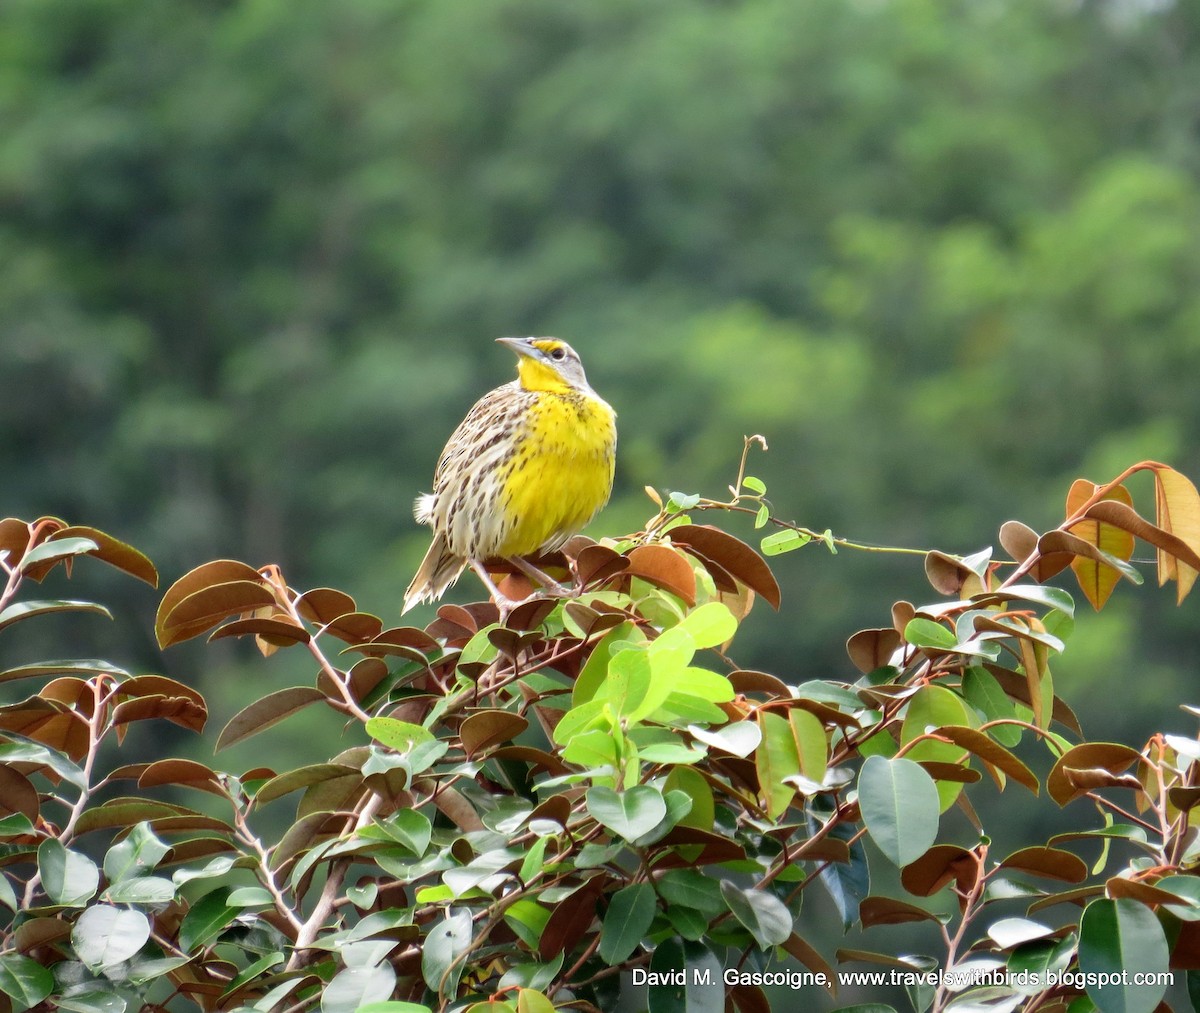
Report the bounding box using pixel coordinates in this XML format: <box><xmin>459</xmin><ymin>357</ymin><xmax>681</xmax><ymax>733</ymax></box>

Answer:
<box><xmin>509</xmin><ymin>556</ymin><xmax>580</xmax><ymax>599</ymax></box>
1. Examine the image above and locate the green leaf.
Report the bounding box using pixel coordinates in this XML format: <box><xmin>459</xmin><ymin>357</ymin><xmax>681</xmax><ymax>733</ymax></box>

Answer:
<box><xmin>103</xmin><ymin>822</ymin><xmax>170</xmax><ymax>883</ymax></box>
<box><xmin>1077</xmin><ymin>899</ymin><xmax>1169</xmax><ymax>1013</ymax></box>
<box><xmin>808</xmin><ymin>801</ymin><xmax>870</xmax><ymax>930</ymax></box>
<box><xmin>357</xmin><ymin>1005</ymin><xmax>434</xmax><ymax>1013</ymax></box>
<box><xmin>664</xmin><ymin>766</ymin><xmax>715</xmax><ymax>831</ymax></box>
<box><xmin>562</xmin><ymin>728</ymin><xmax>619</xmax><ymax>768</ymax></box>
<box><xmin>667</xmin><ymin>492</ymin><xmax>701</xmax><ymax>512</ymax></box>
<box><xmin>903</xmin><ymin>618</ymin><xmax>957</xmax><ymax>649</ymax></box>
<box><xmin>962</xmin><ymin>667</ymin><xmax>1022</xmax><ymax>748</ymax></box>
<box><xmin>321</xmin><ymin>965</ymin><xmax>397</xmax><ymax>1013</ymax></box>
<box><xmin>104</xmin><ymin>876</ymin><xmax>176</xmax><ymax>904</ymax></box>
<box><xmin>422</xmin><ymin>908</ymin><xmax>472</xmax><ymax>999</ymax></box>
<box><xmin>38</xmin><ymin>839</ymin><xmax>99</xmax><ymax>907</ymax></box>
<box><xmin>646</xmin><ymin>938</ymin><xmax>722</xmax><ymax>1013</ymax></box>
<box><xmin>688</xmin><ymin>720</ymin><xmax>760</xmax><ymax>757</ymax></box>
<box><xmin>858</xmin><ymin>755</ymin><xmax>940</xmax><ymax>867</ymax></box>
<box><xmin>72</xmin><ymin>905</ymin><xmax>150</xmax><ymax>970</ymax></box>
<box><xmin>364</xmin><ymin>716</ymin><xmax>436</xmax><ymax>751</ymax></box>
<box><xmin>761</xmin><ymin>529</ymin><xmax>810</xmax><ymax>556</ymax></box>
<box><xmin>0</xmin><ymin>599</ymin><xmax>112</xmax><ymax>632</ymax></box>
<box><xmin>741</xmin><ymin>476</ymin><xmax>767</xmax><ymax>494</ymax></box>
<box><xmin>790</xmin><ymin>708</ymin><xmax>828</xmax><ymax>784</ymax></box>
<box><xmin>599</xmin><ymin>883</ymin><xmax>656</xmax><ymax>964</ymax></box>
<box><xmin>606</xmin><ymin>646</ymin><xmax>653</xmax><ymax>717</ymax></box>
<box><xmin>657</xmin><ymin>870</ymin><xmax>727</xmax><ymax>917</ymax></box>
<box><xmin>756</xmin><ymin>711</ymin><xmax>800</xmax><ymax>819</ymax></box>
<box><xmin>586</xmin><ymin>785</ymin><xmax>667</xmax><ymax>842</ymax></box>
<box><xmin>54</xmin><ymin>989</ymin><xmax>127</xmax><ymax>1013</ymax></box>
<box><xmin>178</xmin><ymin>888</ymin><xmax>238</xmax><ymax>953</ymax></box>
<box><xmin>719</xmin><ymin>882</ymin><xmax>793</xmax><ymax>949</ymax></box>
<box><xmin>675</xmin><ymin>602</ymin><xmax>738</xmax><ymax>649</ymax></box>
<box><xmin>0</xmin><ymin>953</ymin><xmax>54</xmax><ymax>1008</ymax></box>
<box><xmin>0</xmin><ymin>872</ymin><xmax>15</xmax><ymax>912</ymax></box>
<box><xmin>21</xmin><ymin>536</ymin><xmax>99</xmax><ymax>568</ymax></box>
<box><xmin>900</xmin><ymin>684</ymin><xmax>973</xmax><ymax>810</ymax></box>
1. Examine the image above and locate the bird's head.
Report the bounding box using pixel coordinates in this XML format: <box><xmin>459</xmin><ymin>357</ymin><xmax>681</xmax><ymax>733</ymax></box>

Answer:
<box><xmin>497</xmin><ymin>337</ymin><xmax>591</xmax><ymax>394</ymax></box>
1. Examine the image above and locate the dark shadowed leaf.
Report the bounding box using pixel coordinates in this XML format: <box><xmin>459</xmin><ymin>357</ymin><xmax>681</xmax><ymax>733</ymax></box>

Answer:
<box><xmin>1078</xmin><ymin>898</ymin><xmax>1168</xmax><ymax>1013</ymax></box>
<box><xmin>646</xmin><ymin>938</ymin><xmax>723</xmax><ymax>1013</ymax></box>
<box><xmin>720</xmin><ymin>882</ymin><xmax>792</xmax><ymax>948</ymax></box>
<box><xmin>599</xmin><ymin>882</ymin><xmax>656</xmax><ymax>964</ymax></box>
<box><xmin>0</xmin><ymin>953</ymin><xmax>54</xmax><ymax>1008</ymax></box>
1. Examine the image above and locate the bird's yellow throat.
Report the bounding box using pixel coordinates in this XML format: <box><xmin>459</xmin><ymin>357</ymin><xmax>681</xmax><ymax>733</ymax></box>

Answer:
<box><xmin>516</xmin><ymin>357</ymin><xmax>579</xmax><ymax>394</ymax></box>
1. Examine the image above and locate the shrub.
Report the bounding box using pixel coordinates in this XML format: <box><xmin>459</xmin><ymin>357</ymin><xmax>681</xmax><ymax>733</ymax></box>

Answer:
<box><xmin>3</xmin><ymin>453</ymin><xmax>1200</xmax><ymax>1013</ymax></box>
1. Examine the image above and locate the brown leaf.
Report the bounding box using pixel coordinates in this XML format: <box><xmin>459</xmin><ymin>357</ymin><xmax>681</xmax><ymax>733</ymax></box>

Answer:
<box><xmin>846</xmin><ymin>628</ymin><xmax>901</xmax><ymax>675</ymax></box>
<box><xmin>156</xmin><ymin>560</ymin><xmax>266</xmax><ymax>646</ymax></box>
<box><xmin>859</xmin><ymin>895</ymin><xmax>939</xmax><ymax>927</ymax></box>
<box><xmin>1064</xmin><ymin>483</ymin><xmax>1135</xmax><ymax>610</ymax></box>
<box><xmin>490</xmin><ymin>746</ymin><xmax>572</xmax><ymax>778</ymax></box>
<box><xmin>781</xmin><ymin>934</ymin><xmax>836</xmax><ymax>994</ymax></box>
<box><xmin>930</xmin><ymin>724</ymin><xmax>1039</xmax><ymax>794</ymax></box>
<box><xmin>538</xmin><ymin>879</ymin><xmax>604</xmax><ymax>962</ymax></box>
<box><xmin>1047</xmin><ymin>742</ymin><xmax>1141</xmax><ymax>806</ymax></box>
<box><xmin>295</xmin><ymin>587</ymin><xmax>357</xmax><ymax>626</ymax></box>
<box><xmin>984</xmin><ymin>665</ymin><xmax>1082</xmax><ymax>736</ymax></box>
<box><xmin>322</xmin><ymin>611</ymin><xmax>384</xmax><ymax>644</ymax></box>
<box><xmin>999</xmin><ymin>520</ymin><xmax>1039</xmax><ymax>563</ymax></box>
<box><xmin>0</xmin><ymin>698</ymin><xmax>89</xmax><ymax>760</ymax></box>
<box><xmin>891</xmin><ymin>601</ymin><xmax>916</xmax><ymax>637</ymax></box>
<box><xmin>1155</xmin><ymin>466</ymin><xmax>1200</xmax><ymax>602</ymax></box>
<box><xmin>316</xmin><ymin>658</ymin><xmax>390</xmax><ymax>706</ymax></box>
<box><xmin>506</xmin><ymin>598</ymin><xmax>559</xmax><ymax>631</ymax></box>
<box><xmin>138</xmin><ymin>759</ymin><xmax>223</xmax><ymax>796</ymax></box>
<box><xmin>113</xmin><ymin>695</ymin><xmax>208</xmax><ymax>734</ymax></box>
<box><xmin>998</xmin><ymin>846</ymin><xmax>1088</xmax><ymax>883</ymax></box>
<box><xmin>678</xmin><ymin>546</ymin><xmax>739</xmax><ymax>594</ymax></box>
<box><xmin>729</xmin><ymin>670</ymin><xmax>792</xmax><ymax>697</ymax></box>
<box><xmin>529</xmin><ymin>794</ymin><xmax>572</xmax><ymax>831</ymax></box>
<box><xmin>925</xmin><ymin>551</ymin><xmax>977</xmax><ymax>597</ymax></box>
<box><xmin>43</xmin><ymin>525</ymin><xmax>158</xmax><ymax>587</ymax></box>
<box><xmin>575</xmin><ymin>544</ymin><xmax>630</xmax><ymax>588</ymax></box>
<box><xmin>460</xmin><ymin>711</ymin><xmax>530</xmax><ymax>758</ymax></box>
<box><xmin>901</xmin><ymin>845</ymin><xmax>977</xmax><ymax>897</ymax></box>
<box><xmin>0</xmin><ymin>767</ymin><xmax>39</xmax><ymax>821</ymax></box>
<box><xmin>158</xmin><ymin>580</ymin><xmax>277</xmax><ymax>648</ymax></box>
<box><xmin>648</xmin><ymin>826</ymin><xmax>746</xmax><ymax>867</ymax></box>
<box><xmin>1106</xmin><ymin>877</ymin><xmax>1183</xmax><ymax>906</ymax></box>
<box><xmin>216</xmin><ymin>687</ymin><xmax>326</xmax><ymax>751</ymax></box>
<box><xmin>1087</xmin><ymin>499</ymin><xmax>1200</xmax><ymax>589</ymax></box>
<box><xmin>668</xmin><ymin>525</ymin><xmax>781</xmax><ymax>609</ymax></box>
<box><xmin>626</xmin><ymin>544</ymin><xmax>696</xmax><ymax>605</ymax></box>
<box><xmin>0</xmin><ymin>519</ymin><xmax>31</xmax><ymax>570</ymax></box>
<box><xmin>209</xmin><ymin>616</ymin><xmax>310</xmax><ymax>646</ymax></box>
<box><xmin>917</xmin><ymin>761</ymin><xmax>981</xmax><ymax>784</ymax></box>
<box><xmin>728</xmin><ymin>984</ymin><xmax>771</xmax><ymax>1013</ymax></box>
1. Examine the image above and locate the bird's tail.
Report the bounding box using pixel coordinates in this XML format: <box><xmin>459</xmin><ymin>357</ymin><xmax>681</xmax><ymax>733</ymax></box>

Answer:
<box><xmin>402</xmin><ymin>534</ymin><xmax>466</xmax><ymax>614</ymax></box>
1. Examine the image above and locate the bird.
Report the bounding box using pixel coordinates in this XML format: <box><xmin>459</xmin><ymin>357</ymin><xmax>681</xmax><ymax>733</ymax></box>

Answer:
<box><xmin>403</xmin><ymin>337</ymin><xmax>617</xmax><ymax>614</ymax></box>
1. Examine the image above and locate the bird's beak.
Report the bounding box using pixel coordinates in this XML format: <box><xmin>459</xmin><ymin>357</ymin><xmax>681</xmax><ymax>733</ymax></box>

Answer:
<box><xmin>496</xmin><ymin>336</ymin><xmax>536</xmax><ymax>359</ymax></box>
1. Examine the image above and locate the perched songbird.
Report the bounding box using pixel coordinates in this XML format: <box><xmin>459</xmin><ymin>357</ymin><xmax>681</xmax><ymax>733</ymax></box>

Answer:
<box><xmin>403</xmin><ymin>337</ymin><xmax>617</xmax><ymax>613</ymax></box>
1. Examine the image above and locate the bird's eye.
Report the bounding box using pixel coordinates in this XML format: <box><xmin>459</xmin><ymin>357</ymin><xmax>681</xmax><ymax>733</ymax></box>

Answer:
<box><xmin>550</xmin><ymin>347</ymin><xmax>566</xmax><ymax>361</ymax></box>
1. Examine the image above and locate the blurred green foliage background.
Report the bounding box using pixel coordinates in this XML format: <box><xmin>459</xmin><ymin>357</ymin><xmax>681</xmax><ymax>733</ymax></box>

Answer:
<box><xmin>4</xmin><ymin>0</ymin><xmax>1200</xmax><ymax>764</ymax></box>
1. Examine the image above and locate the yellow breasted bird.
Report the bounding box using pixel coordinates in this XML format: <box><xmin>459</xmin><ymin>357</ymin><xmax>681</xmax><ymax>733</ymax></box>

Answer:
<box><xmin>402</xmin><ymin>337</ymin><xmax>617</xmax><ymax>613</ymax></box>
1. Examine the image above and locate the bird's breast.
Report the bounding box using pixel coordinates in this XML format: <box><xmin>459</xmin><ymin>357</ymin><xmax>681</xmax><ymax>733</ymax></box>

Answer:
<box><xmin>495</xmin><ymin>391</ymin><xmax>616</xmax><ymax>557</ymax></box>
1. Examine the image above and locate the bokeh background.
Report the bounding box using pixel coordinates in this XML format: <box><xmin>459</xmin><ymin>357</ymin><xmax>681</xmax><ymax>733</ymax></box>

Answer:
<box><xmin>3</xmin><ymin>0</ymin><xmax>1200</xmax><ymax>1003</ymax></box>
